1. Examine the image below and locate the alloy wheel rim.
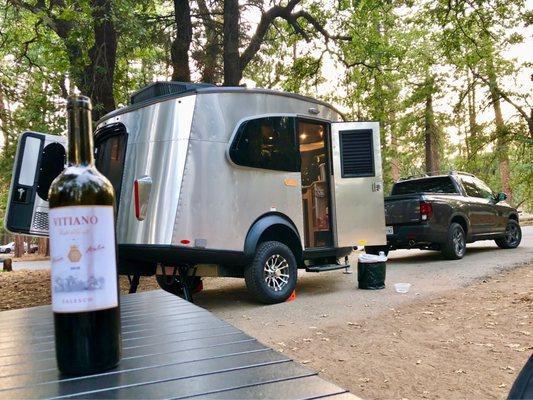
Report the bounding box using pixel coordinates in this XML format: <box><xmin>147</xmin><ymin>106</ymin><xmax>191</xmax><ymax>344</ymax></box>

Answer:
<box><xmin>263</xmin><ymin>254</ymin><xmax>290</xmax><ymax>292</ymax></box>
<box><xmin>453</xmin><ymin>228</ymin><xmax>465</xmax><ymax>256</ymax></box>
<box><xmin>506</xmin><ymin>224</ymin><xmax>520</xmax><ymax>246</ymax></box>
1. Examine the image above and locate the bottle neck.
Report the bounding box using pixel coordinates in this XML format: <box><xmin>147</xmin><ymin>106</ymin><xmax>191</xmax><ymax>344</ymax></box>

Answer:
<box><xmin>67</xmin><ymin>99</ymin><xmax>94</xmax><ymax>166</ymax></box>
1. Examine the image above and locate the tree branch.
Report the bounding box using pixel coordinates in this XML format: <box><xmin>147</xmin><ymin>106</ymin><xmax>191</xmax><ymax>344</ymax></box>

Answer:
<box><xmin>470</xmin><ymin>67</ymin><xmax>531</xmax><ymax>126</ymax></box>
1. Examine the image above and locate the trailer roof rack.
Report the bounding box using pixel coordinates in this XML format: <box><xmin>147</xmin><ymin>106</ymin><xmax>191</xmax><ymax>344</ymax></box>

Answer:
<box><xmin>398</xmin><ymin>170</ymin><xmax>475</xmax><ymax>181</ymax></box>
<box><xmin>130</xmin><ymin>81</ymin><xmax>216</xmax><ymax>105</ymax></box>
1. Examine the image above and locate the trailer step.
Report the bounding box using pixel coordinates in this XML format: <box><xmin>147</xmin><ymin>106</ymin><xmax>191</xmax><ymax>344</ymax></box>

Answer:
<box><xmin>305</xmin><ymin>263</ymin><xmax>350</xmax><ymax>273</ymax></box>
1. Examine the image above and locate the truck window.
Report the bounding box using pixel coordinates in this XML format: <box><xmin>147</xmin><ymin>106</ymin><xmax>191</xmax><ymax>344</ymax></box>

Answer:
<box><xmin>391</xmin><ymin>177</ymin><xmax>458</xmax><ymax>195</ymax></box>
<box><xmin>460</xmin><ymin>175</ymin><xmax>494</xmax><ymax>199</ymax></box>
<box><xmin>230</xmin><ymin>116</ymin><xmax>299</xmax><ymax>172</ymax></box>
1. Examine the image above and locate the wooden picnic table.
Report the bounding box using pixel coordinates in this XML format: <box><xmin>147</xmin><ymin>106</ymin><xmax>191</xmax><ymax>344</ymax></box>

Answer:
<box><xmin>0</xmin><ymin>289</ymin><xmax>356</xmax><ymax>399</ymax></box>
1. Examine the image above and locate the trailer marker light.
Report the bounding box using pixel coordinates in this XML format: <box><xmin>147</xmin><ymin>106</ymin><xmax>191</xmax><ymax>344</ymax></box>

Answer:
<box><xmin>134</xmin><ymin>180</ymin><xmax>141</xmax><ymax>220</ymax></box>
<box><xmin>133</xmin><ymin>175</ymin><xmax>152</xmax><ymax>221</ymax></box>
<box><xmin>180</xmin><ymin>239</ymin><xmax>191</xmax><ymax>245</ymax></box>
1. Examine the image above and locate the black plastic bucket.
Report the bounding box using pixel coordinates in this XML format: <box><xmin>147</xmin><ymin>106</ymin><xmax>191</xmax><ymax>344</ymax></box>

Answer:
<box><xmin>357</xmin><ymin>254</ymin><xmax>386</xmax><ymax>290</ymax></box>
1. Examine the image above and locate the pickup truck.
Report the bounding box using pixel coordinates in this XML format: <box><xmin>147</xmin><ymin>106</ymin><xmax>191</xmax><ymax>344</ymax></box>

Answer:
<box><xmin>366</xmin><ymin>172</ymin><xmax>522</xmax><ymax>259</ymax></box>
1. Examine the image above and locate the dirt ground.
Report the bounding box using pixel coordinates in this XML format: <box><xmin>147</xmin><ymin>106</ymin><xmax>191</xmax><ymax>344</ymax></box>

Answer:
<box><xmin>0</xmin><ymin>265</ymin><xmax>531</xmax><ymax>400</ymax></box>
<box><xmin>0</xmin><ymin>271</ymin><xmax>159</xmax><ymax>311</ymax></box>
<box><xmin>277</xmin><ymin>264</ymin><xmax>532</xmax><ymax>400</ymax></box>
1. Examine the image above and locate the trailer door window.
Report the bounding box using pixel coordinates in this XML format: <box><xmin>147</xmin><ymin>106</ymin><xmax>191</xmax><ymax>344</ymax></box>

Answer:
<box><xmin>230</xmin><ymin>116</ymin><xmax>299</xmax><ymax>172</ymax></box>
<box><xmin>94</xmin><ymin>123</ymin><xmax>128</xmax><ymax>207</ymax></box>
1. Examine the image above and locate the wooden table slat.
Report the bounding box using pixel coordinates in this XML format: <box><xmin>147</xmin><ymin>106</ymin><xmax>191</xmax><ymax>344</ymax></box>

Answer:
<box><xmin>193</xmin><ymin>375</ymin><xmax>349</xmax><ymax>400</ymax></box>
<box><xmin>0</xmin><ymin>290</ymin><xmax>353</xmax><ymax>399</ymax></box>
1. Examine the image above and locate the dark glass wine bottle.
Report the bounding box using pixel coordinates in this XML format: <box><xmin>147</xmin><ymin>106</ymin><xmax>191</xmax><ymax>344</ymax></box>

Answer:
<box><xmin>48</xmin><ymin>95</ymin><xmax>121</xmax><ymax>375</ymax></box>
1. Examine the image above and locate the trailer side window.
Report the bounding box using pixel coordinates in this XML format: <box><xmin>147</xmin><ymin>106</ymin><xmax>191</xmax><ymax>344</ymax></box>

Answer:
<box><xmin>230</xmin><ymin>117</ymin><xmax>299</xmax><ymax>172</ymax></box>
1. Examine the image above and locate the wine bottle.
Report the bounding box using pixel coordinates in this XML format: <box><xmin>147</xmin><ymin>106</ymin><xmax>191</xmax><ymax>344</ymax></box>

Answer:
<box><xmin>48</xmin><ymin>95</ymin><xmax>121</xmax><ymax>375</ymax></box>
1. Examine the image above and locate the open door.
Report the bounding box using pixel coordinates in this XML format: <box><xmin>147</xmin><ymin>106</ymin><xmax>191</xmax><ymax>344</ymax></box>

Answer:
<box><xmin>330</xmin><ymin>122</ymin><xmax>386</xmax><ymax>247</ymax></box>
<box><xmin>6</xmin><ymin>132</ymin><xmax>66</xmax><ymax>236</ymax></box>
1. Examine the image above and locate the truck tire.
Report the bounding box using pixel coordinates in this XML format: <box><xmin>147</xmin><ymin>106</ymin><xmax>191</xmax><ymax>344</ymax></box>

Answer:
<box><xmin>244</xmin><ymin>241</ymin><xmax>297</xmax><ymax>304</ymax></box>
<box><xmin>364</xmin><ymin>245</ymin><xmax>389</xmax><ymax>256</ymax></box>
<box><xmin>441</xmin><ymin>222</ymin><xmax>466</xmax><ymax>260</ymax></box>
<box><xmin>495</xmin><ymin>219</ymin><xmax>521</xmax><ymax>249</ymax></box>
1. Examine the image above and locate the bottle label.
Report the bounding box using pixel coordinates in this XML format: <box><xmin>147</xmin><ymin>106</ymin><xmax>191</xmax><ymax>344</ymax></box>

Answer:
<box><xmin>49</xmin><ymin>206</ymin><xmax>118</xmax><ymax>313</ymax></box>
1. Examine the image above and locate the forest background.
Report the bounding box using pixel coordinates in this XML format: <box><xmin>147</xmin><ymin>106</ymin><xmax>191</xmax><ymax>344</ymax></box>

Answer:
<box><xmin>0</xmin><ymin>0</ymin><xmax>531</xmax><ymax>254</ymax></box>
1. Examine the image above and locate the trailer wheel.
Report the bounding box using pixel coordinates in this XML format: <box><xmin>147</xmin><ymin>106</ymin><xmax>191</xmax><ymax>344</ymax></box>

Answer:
<box><xmin>495</xmin><ymin>219</ymin><xmax>521</xmax><ymax>249</ymax></box>
<box><xmin>441</xmin><ymin>222</ymin><xmax>466</xmax><ymax>260</ymax></box>
<box><xmin>245</xmin><ymin>241</ymin><xmax>297</xmax><ymax>304</ymax></box>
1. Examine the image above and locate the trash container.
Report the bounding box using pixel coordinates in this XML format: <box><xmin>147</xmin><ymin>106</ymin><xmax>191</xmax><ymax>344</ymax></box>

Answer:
<box><xmin>357</xmin><ymin>252</ymin><xmax>386</xmax><ymax>290</ymax></box>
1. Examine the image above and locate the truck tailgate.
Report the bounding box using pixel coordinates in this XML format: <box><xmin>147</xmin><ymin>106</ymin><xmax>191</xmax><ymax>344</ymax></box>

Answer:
<box><xmin>384</xmin><ymin>195</ymin><xmax>421</xmax><ymax>225</ymax></box>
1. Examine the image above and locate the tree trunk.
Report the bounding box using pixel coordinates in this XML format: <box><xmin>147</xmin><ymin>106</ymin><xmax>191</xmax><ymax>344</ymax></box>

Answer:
<box><xmin>82</xmin><ymin>0</ymin><xmax>117</xmax><ymax>121</ymax></box>
<box><xmin>486</xmin><ymin>56</ymin><xmax>513</xmax><ymax>203</ymax></box>
<box><xmin>424</xmin><ymin>91</ymin><xmax>440</xmax><ymax>174</ymax></box>
<box><xmin>197</xmin><ymin>0</ymin><xmax>220</xmax><ymax>84</ymax></box>
<box><xmin>171</xmin><ymin>0</ymin><xmax>192</xmax><ymax>82</ymax></box>
<box><xmin>11</xmin><ymin>0</ymin><xmax>118</xmax><ymax>121</ymax></box>
<box><xmin>14</xmin><ymin>235</ymin><xmax>24</xmax><ymax>258</ymax></box>
<box><xmin>390</xmin><ymin>133</ymin><xmax>400</xmax><ymax>181</ymax></box>
<box><xmin>38</xmin><ymin>238</ymin><xmax>49</xmax><ymax>256</ymax></box>
<box><xmin>466</xmin><ymin>69</ymin><xmax>478</xmax><ymax>159</ymax></box>
<box><xmin>223</xmin><ymin>0</ymin><xmax>242</xmax><ymax>86</ymax></box>
<box><xmin>0</xmin><ymin>83</ymin><xmax>8</xmax><ymax>154</ymax></box>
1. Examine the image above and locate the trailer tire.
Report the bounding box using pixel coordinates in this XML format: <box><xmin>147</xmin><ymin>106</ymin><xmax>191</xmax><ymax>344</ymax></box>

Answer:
<box><xmin>441</xmin><ymin>222</ymin><xmax>466</xmax><ymax>260</ymax></box>
<box><xmin>245</xmin><ymin>241</ymin><xmax>297</xmax><ymax>304</ymax></box>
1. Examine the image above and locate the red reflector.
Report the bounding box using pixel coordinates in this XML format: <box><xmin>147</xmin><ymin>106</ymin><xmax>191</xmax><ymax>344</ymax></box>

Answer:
<box><xmin>180</xmin><ymin>240</ymin><xmax>191</xmax><ymax>245</ymax></box>
<box><xmin>133</xmin><ymin>179</ymin><xmax>141</xmax><ymax>220</ymax></box>
<box><xmin>420</xmin><ymin>201</ymin><xmax>433</xmax><ymax>220</ymax></box>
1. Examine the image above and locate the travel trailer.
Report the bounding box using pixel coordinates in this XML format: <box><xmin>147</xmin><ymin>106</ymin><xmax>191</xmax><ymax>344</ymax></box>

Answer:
<box><xmin>6</xmin><ymin>82</ymin><xmax>386</xmax><ymax>303</ymax></box>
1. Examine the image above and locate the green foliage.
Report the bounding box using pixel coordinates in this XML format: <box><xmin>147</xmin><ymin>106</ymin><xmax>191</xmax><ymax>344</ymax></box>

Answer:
<box><xmin>0</xmin><ymin>0</ymin><xmax>531</xmax><ymax>219</ymax></box>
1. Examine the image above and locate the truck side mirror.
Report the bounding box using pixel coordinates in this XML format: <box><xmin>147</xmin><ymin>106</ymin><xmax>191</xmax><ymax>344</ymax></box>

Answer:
<box><xmin>495</xmin><ymin>192</ymin><xmax>507</xmax><ymax>203</ymax></box>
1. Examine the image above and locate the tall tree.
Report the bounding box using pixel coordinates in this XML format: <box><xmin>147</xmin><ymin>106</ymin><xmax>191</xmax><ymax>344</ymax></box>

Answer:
<box><xmin>171</xmin><ymin>0</ymin><xmax>192</xmax><ymax>81</ymax></box>
<box><xmin>223</xmin><ymin>0</ymin><xmax>240</xmax><ymax>85</ymax></box>
<box><xmin>486</xmin><ymin>52</ymin><xmax>512</xmax><ymax>202</ymax></box>
<box><xmin>424</xmin><ymin>81</ymin><xmax>441</xmax><ymax>173</ymax></box>
<box><xmin>9</xmin><ymin>0</ymin><xmax>118</xmax><ymax>120</ymax></box>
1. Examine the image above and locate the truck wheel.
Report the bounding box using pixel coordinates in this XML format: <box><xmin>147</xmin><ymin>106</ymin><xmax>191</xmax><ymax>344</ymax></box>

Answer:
<box><xmin>364</xmin><ymin>245</ymin><xmax>389</xmax><ymax>256</ymax></box>
<box><xmin>244</xmin><ymin>241</ymin><xmax>297</xmax><ymax>304</ymax></box>
<box><xmin>441</xmin><ymin>222</ymin><xmax>466</xmax><ymax>260</ymax></box>
<box><xmin>495</xmin><ymin>219</ymin><xmax>521</xmax><ymax>249</ymax></box>
<box><xmin>156</xmin><ymin>275</ymin><xmax>203</xmax><ymax>298</ymax></box>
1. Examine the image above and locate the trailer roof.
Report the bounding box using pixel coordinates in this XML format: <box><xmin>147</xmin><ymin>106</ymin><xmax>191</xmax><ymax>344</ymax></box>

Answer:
<box><xmin>98</xmin><ymin>85</ymin><xmax>344</xmax><ymax>124</ymax></box>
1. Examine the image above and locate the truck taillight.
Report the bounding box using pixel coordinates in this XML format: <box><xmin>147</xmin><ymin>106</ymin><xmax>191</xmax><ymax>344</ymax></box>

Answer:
<box><xmin>420</xmin><ymin>201</ymin><xmax>433</xmax><ymax>221</ymax></box>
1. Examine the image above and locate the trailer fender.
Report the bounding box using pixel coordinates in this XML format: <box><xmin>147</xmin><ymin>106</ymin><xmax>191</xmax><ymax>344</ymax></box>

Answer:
<box><xmin>244</xmin><ymin>213</ymin><xmax>302</xmax><ymax>262</ymax></box>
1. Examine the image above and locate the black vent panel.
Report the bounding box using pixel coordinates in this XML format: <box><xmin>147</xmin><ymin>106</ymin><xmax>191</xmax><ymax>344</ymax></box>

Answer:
<box><xmin>339</xmin><ymin>129</ymin><xmax>375</xmax><ymax>178</ymax></box>
<box><xmin>32</xmin><ymin>211</ymin><xmax>49</xmax><ymax>231</ymax></box>
<box><xmin>130</xmin><ymin>82</ymin><xmax>215</xmax><ymax>104</ymax></box>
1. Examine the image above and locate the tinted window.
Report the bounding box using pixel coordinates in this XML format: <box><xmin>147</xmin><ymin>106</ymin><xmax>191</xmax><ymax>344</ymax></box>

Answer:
<box><xmin>95</xmin><ymin>123</ymin><xmax>128</xmax><ymax>205</ymax></box>
<box><xmin>460</xmin><ymin>176</ymin><xmax>493</xmax><ymax>199</ymax></box>
<box><xmin>392</xmin><ymin>177</ymin><xmax>458</xmax><ymax>195</ymax></box>
<box><xmin>37</xmin><ymin>143</ymin><xmax>66</xmax><ymax>201</ymax></box>
<box><xmin>230</xmin><ymin>117</ymin><xmax>299</xmax><ymax>172</ymax></box>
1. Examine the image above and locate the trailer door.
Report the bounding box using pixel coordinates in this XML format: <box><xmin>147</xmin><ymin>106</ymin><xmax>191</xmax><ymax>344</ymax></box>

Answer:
<box><xmin>330</xmin><ymin>122</ymin><xmax>386</xmax><ymax>247</ymax></box>
<box><xmin>5</xmin><ymin>132</ymin><xmax>66</xmax><ymax>236</ymax></box>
